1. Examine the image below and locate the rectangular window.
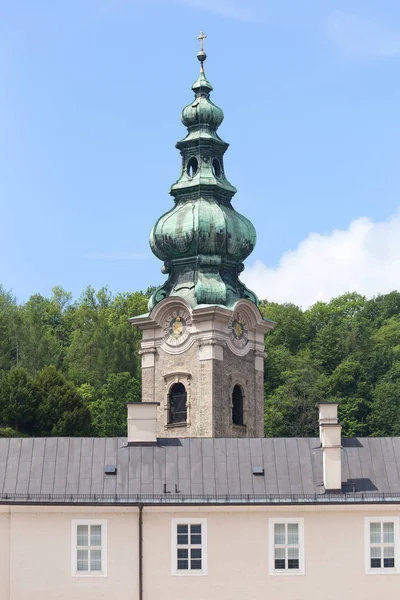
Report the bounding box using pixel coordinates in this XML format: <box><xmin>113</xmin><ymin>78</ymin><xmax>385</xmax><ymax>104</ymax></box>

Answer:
<box><xmin>171</xmin><ymin>519</ymin><xmax>207</xmax><ymax>576</ymax></box>
<box><xmin>365</xmin><ymin>518</ymin><xmax>399</xmax><ymax>574</ymax></box>
<box><xmin>269</xmin><ymin>518</ymin><xmax>304</xmax><ymax>575</ymax></box>
<box><xmin>71</xmin><ymin>520</ymin><xmax>107</xmax><ymax>577</ymax></box>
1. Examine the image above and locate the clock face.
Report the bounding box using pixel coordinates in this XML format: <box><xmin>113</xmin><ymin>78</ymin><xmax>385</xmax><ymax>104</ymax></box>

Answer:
<box><xmin>163</xmin><ymin>310</ymin><xmax>190</xmax><ymax>346</ymax></box>
<box><xmin>229</xmin><ymin>313</ymin><xmax>248</xmax><ymax>348</ymax></box>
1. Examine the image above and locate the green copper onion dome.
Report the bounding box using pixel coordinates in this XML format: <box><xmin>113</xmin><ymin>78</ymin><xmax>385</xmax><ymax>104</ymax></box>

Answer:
<box><xmin>148</xmin><ymin>33</ymin><xmax>258</xmax><ymax>311</ymax></box>
<box><xmin>181</xmin><ymin>73</ymin><xmax>223</xmax><ymax>129</ymax></box>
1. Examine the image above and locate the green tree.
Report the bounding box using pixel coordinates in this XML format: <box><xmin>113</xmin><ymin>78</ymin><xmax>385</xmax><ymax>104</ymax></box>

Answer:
<box><xmin>33</xmin><ymin>365</ymin><xmax>91</xmax><ymax>436</ymax></box>
<box><xmin>260</xmin><ymin>301</ymin><xmax>309</xmax><ymax>353</ymax></box>
<box><xmin>306</xmin><ymin>293</ymin><xmax>369</xmax><ymax>373</ymax></box>
<box><xmin>0</xmin><ymin>367</ymin><xmax>37</xmax><ymax>433</ymax></box>
<box><xmin>368</xmin><ymin>362</ymin><xmax>400</xmax><ymax>436</ymax></box>
<box><xmin>264</xmin><ymin>351</ymin><xmax>329</xmax><ymax>437</ymax></box>
<box><xmin>18</xmin><ymin>294</ymin><xmax>64</xmax><ymax>373</ymax></box>
<box><xmin>0</xmin><ymin>286</ymin><xmax>19</xmax><ymax>370</ymax></box>
<box><xmin>90</xmin><ymin>372</ymin><xmax>141</xmax><ymax>437</ymax></box>
<box><xmin>328</xmin><ymin>360</ymin><xmax>371</xmax><ymax>436</ymax></box>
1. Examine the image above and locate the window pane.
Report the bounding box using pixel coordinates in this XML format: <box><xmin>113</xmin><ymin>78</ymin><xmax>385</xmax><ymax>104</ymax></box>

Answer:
<box><xmin>371</xmin><ymin>548</ymin><xmax>381</xmax><ymax>569</ymax></box>
<box><xmin>274</xmin><ymin>524</ymin><xmax>286</xmax><ymax>545</ymax></box>
<box><xmin>384</xmin><ymin>546</ymin><xmax>395</xmax><ymax>567</ymax></box>
<box><xmin>288</xmin><ymin>548</ymin><xmax>299</xmax><ymax>560</ymax></box>
<box><xmin>287</xmin><ymin>523</ymin><xmax>299</xmax><ymax>545</ymax></box>
<box><xmin>275</xmin><ymin>559</ymin><xmax>286</xmax><ymax>570</ymax></box>
<box><xmin>383</xmin><ymin>522</ymin><xmax>394</xmax><ymax>544</ymax></box>
<box><xmin>77</xmin><ymin>549</ymin><xmax>88</xmax><ymax>571</ymax></box>
<box><xmin>177</xmin><ymin>525</ymin><xmax>188</xmax><ymax>544</ymax></box>
<box><xmin>275</xmin><ymin>548</ymin><xmax>285</xmax><ymax>560</ymax></box>
<box><xmin>90</xmin><ymin>549</ymin><xmax>102</xmax><ymax>571</ymax></box>
<box><xmin>77</xmin><ymin>525</ymin><xmax>88</xmax><ymax>547</ymax></box>
<box><xmin>191</xmin><ymin>524</ymin><xmax>201</xmax><ymax>534</ymax></box>
<box><xmin>371</xmin><ymin>558</ymin><xmax>381</xmax><ymax>568</ymax></box>
<box><xmin>384</xmin><ymin>558</ymin><xmax>395</xmax><ymax>568</ymax></box>
<box><xmin>177</xmin><ymin>549</ymin><xmax>188</xmax><ymax>571</ymax></box>
<box><xmin>177</xmin><ymin>548</ymin><xmax>188</xmax><ymax>570</ymax></box>
<box><xmin>288</xmin><ymin>559</ymin><xmax>299</xmax><ymax>569</ymax></box>
<box><xmin>190</xmin><ymin>524</ymin><xmax>202</xmax><ymax>545</ymax></box>
<box><xmin>177</xmin><ymin>525</ymin><xmax>188</xmax><ymax>545</ymax></box>
<box><xmin>370</xmin><ymin>523</ymin><xmax>381</xmax><ymax>544</ymax></box>
<box><xmin>191</xmin><ymin>548</ymin><xmax>202</xmax><ymax>570</ymax></box>
<box><xmin>90</xmin><ymin>525</ymin><xmax>102</xmax><ymax>547</ymax></box>
<box><xmin>191</xmin><ymin>534</ymin><xmax>202</xmax><ymax>544</ymax></box>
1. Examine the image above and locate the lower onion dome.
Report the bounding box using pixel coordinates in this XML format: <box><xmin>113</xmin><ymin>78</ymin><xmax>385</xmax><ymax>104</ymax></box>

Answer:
<box><xmin>149</xmin><ymin>198</ymin><xmax>256</xmax><ymax>265</ymax></box>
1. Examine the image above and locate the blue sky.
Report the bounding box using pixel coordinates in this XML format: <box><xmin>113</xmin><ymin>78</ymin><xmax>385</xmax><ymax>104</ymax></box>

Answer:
<box><xmin>2</xmin><ymin>0</ymin><xmax>400</xmax><ymax>306</ymax></box>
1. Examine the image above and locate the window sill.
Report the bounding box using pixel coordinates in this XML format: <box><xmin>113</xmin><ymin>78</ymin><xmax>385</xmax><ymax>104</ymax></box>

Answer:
<box><xmin>166</xmin><ymin>422</ymin><xmax>189</xmax><ymax>429</ymax></box>
<box><xmin>72</xmin><ymin>571</ymin><xmax>107</xmax><ymax>578</ymax></box>
<box><xmin>172</xmin><ymin>570</ymin><xmax>208</xmax><ymax>577</ymax></box>
<box><xmin>270</xmin><ymin>569</ymin><xmax>304</xmax><ymax>577</ymax></box>
<box><xmin>366</xmin><ymin>569</ymin><xmax>399</xmax><ymax>575</ymax></box>
<box><xmin>232</xmin><ymin>423</ymin><xmax>247</xmax><ymax>429</ymax></box>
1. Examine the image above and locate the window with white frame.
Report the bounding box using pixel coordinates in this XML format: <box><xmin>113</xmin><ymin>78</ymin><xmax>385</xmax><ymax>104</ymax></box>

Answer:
<box><xmin>269</xmin><ymin>518</ymin><xmax>304</xmax><ymax>575</ymax></box>
<box><xmin>171</xmin><ymin>518</ymin><xmax>207</xmax><ymax>576</ymax></box>
<box><xmin>365</xmin><ymin>517</ymin><xmax>399</xmax><ymax>574</ymax></box>
<box><xmin>71</xmin><ymin>520</ymin><xmax>107</xmax><ymax>577</ymax></box>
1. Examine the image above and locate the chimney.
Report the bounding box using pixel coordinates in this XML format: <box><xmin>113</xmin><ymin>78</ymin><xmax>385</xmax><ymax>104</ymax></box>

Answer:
<box><xmin>127</xmin><ymin>402</ymin><xmax>159</xmax><ymax>445</ymax></box>
<box><xmin>317</xmin><ymin>403</ymin><xmax>342</xmax><ymax>492</ymax></box>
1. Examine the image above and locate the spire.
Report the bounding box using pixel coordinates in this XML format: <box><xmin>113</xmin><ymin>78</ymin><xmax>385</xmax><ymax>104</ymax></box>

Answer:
<box><xmin>197</xmin><ymin>30</ymin><xmax>207</xmax><ymax>72</ymax></box>
<box><xmin>148</xmin><ymin>34</ymin><xmax>258</xmax><ymax>311</ymax></box>
<box><xmin>191</xmin><ymin>30</ymin><xmax>213</xmax><ymax>96</ymax></box>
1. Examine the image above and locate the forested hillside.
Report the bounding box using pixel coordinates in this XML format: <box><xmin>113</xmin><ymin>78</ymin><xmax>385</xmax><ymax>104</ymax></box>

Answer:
<box><xmin>1</xmin><ymin>285</ymin><xmax>400</xmax><ymax>438</ymax></box>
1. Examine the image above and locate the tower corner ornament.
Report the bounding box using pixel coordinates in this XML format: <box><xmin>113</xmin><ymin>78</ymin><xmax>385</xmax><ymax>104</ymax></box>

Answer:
<box><xmin>148</xmin><ymin>32</ymin><xmax>258</xmax><ymax>312</ymax></box>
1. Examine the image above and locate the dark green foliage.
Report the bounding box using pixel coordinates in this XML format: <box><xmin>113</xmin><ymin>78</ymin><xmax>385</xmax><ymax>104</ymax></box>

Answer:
<box><xmin>90</xmin><ymin>372</ymin><xmax>141</xmax><ymax>437</ymax></box>
<box><xmin>261</xmin><ymin>291</ymin><xmax>400</xmax><ymax>437</ymax></box>
<box><xmin>0</xmin><ymin>286</ymin><xmax>148</xmax><ymax>437</ymax></box>
<box><xmin>1</xmin><ymin>285</ymin><xmax>400</xmax><ymax>438</ymax></box>
<box><xmin>0</xmin><ymin>367</ymin><xmax>36</xmax><ymax>433</ymax></box>
<box><xmin>0</xmin><ymin>427</ymin><xmax>26</xmax><ymax>438</ymax></box>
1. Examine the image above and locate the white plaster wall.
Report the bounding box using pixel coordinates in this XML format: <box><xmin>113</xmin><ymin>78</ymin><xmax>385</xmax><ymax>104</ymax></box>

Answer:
<box><xmin>0</xmin><ymin>511</ymin><xmax>10</xmax><ymax>599</ymax></box>
<box><xmin>0</xmin><ymin>506</ymin><xmax>138</xmax><ymax>600</ymax></box>
<box><xmin>144</xmin><ymin>505</ymin><xmax>400</xmax><ymax>600</ymax></box>
<box><xmin>2</xmin><ymin>504</ymin><xmax>400</xmax><ymax>600</ymax></box>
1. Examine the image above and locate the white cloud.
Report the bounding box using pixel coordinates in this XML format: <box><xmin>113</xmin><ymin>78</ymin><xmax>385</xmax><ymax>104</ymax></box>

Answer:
<box><xmin>243</xmin><ymin>212</ymin><xmax>400</xmax><ymax>308</ymax></box>
<box><xmin>328</xmin><ymin>10</ymin><xmax>400</xmax><ymax>58</ymax></box>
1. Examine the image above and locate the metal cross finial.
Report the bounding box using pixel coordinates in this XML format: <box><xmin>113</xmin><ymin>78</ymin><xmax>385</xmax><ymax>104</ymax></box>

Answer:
<box><xmin>197</xmin><ymin>30</ymin><xmax>207</xmax><ymax>52</ymax></box>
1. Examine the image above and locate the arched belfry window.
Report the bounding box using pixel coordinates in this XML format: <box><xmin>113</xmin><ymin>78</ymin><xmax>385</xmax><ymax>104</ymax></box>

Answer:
<box><xmin>169</xmin><ymin>383</ymin><xmax>187</xmax><ymax>425</ymax></box>
<box><xmin>232</xmin><ymin>385</ymin><xmax>244</xmax><ymax>426</ymax></box>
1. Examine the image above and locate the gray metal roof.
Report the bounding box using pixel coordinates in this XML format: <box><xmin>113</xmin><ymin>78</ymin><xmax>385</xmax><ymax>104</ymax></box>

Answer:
<box><xmin>0</xmin><ymin>437</ymin><xmax>400</xmax><ymax>505</ymax></box>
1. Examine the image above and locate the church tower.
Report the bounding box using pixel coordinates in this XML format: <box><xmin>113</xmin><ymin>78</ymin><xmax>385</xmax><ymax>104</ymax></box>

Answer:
<box><xmin>130</xmin><ymin>33</ymin><xmax>274</xmax><ymax>438</ymax></box>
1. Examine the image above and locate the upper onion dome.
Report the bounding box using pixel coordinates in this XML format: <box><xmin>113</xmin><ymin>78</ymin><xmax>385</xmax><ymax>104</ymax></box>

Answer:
<box><xmin>181</xmin><ymin>73</ymin><xmax>224</xmax><ymax>129</ymax></box>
